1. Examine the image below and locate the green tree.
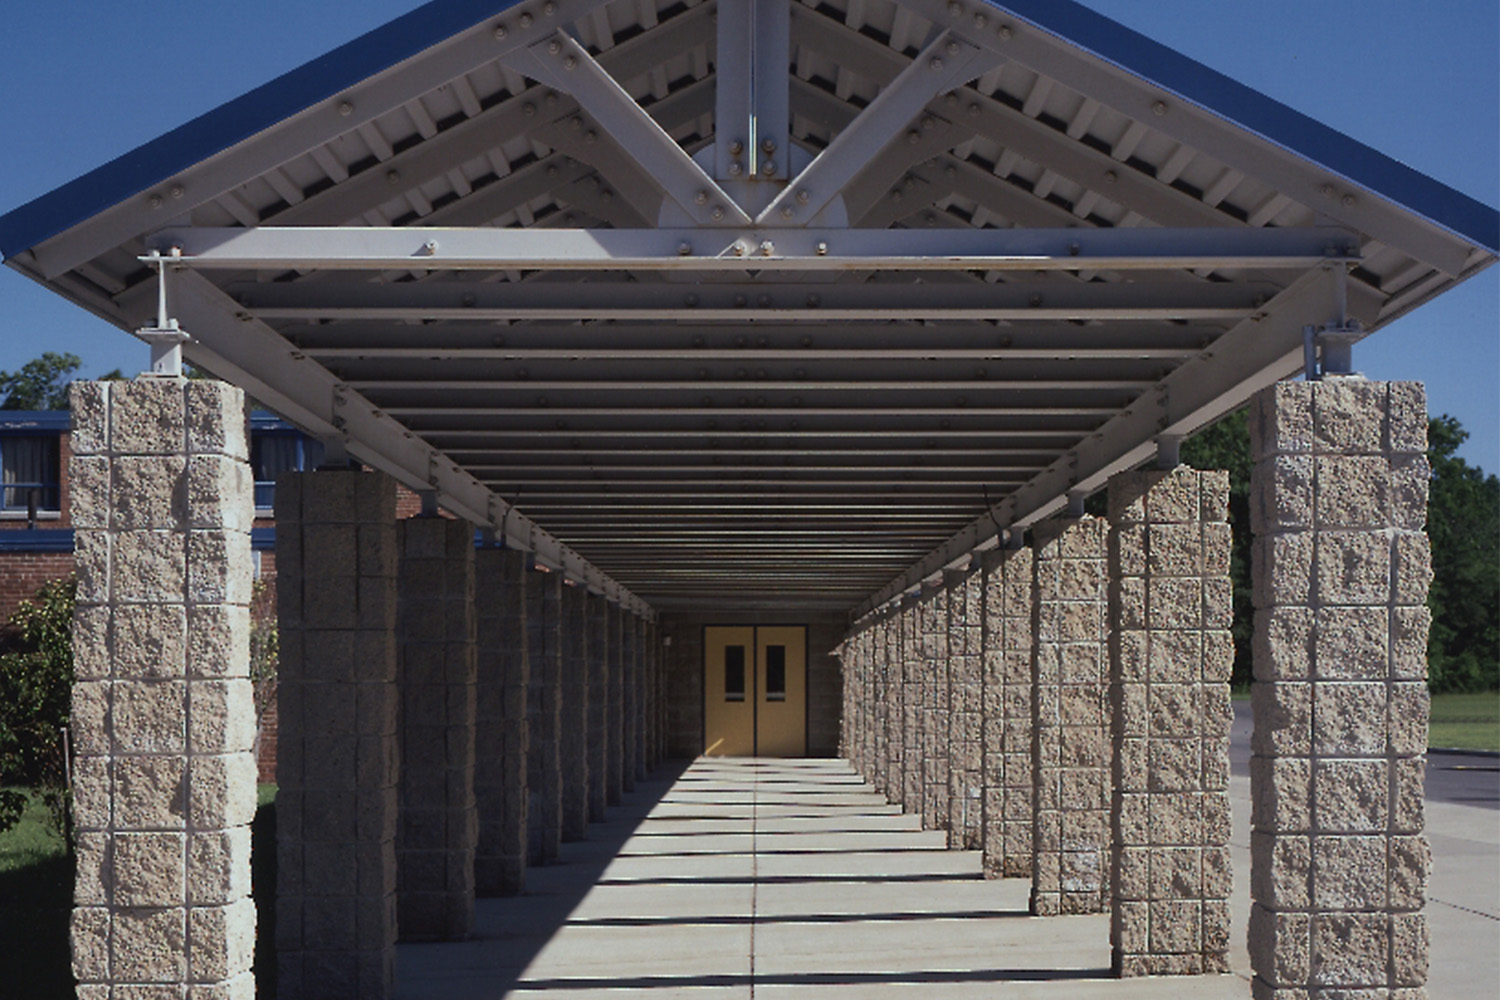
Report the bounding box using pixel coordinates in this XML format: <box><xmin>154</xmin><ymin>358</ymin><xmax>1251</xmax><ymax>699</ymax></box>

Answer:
<box><xmin>0</xmin><ymin>577</ymin><xmax>76</xmax><ymax>838</ymax></box>
<box><xmin>1425</xmin><ymin>415</ymin><xmax>1500</xmax><ymax>692</ymax></box>
<box><xmin>1181</xmin><ymin>408</ymin><xmax>1254</xmax><ymax>689</ymax></box>
<box><xmin>0</xmin><ymin>353</ymin><xmax>82</xmax><ymax>410</ymax></box>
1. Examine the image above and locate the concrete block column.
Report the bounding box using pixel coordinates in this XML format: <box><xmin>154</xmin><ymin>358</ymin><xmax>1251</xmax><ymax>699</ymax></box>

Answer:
<box><xmin>68</xmin><ymin>380</ymin><xmax>257</xmax><ymax>1000</ymax></box>
<box><xmin>1030</xmin><ymin>515</ymin><xmax>1110</xmax><ymax>916</ymax></box>
<box><xmin>1107</xmin><ymin>468</ymin><xmax>1235</xmax><ymax>976</ymax></box>
<box><xmin>640</xmin><ymin>620</ymin><xmax>656</xmax><ymax>774</ymax></box>
<box><xmin>1247</xmin><ymin>381</ymin><xmax>1432</xmax><ymax>999</ymax></box>
<box><xmin>559</xmin><ymin>583</ymin><xmax>590</xmax><ymax>841</ymax></box>
<box><xmin>622</xmin><ymin>614</ymin><xmax>638</xmax><ymax>791</ymax></box>
<box><xmin>474</xmin><ymin>547</ymin><xmax>528</xmax><ymax>896</ymax></box>
<box><xmin>585</xmin><ymin>592</ymin><xmax>609</xmax><ymax>822</ymax></box>
<box><xmin>526</xmin><ymin>568</ymin><xmax>562</xmax><ymax>865</ymax></box>
<box><xmin>274</xmin><ymin>466</ymin><xmax>399</xmax><ymax>997</ymax></box>
<box><xmin>874</xmin><ymin>615</ymin><xmax>893</xmax><ymax>797</ymax></box>
<box><xmin>982</xmin><ymin>544</ymin><xmax>1035</xmax><ymax>880</ymax></box>
<box><xmin>884</xmin><ymin>610</ymin><xmax>905</xmax><ymax>803</ymax></box>
<box><xmin>606</xmin><ymin>602</ymin><xmax>624</xmax><ymax>805</ymax></box>
<box><xmin>635</xmin><ymin>617</ymin><xmax>649</xmax><ymax>780</ymax></box>
<box><xmin>901</xmin><ymin>599</ymin><xmax>923</xmax><ymax>813</ymax></box>
<box><xmin>396</xmin><ymin>516</ymin><xmax>477</xmax><ymax>941</ymax></box>
<box><xmin>848</xmin><ymin>631</ymin><xmax>867</xmax><ymax>778</ymax></box>
<box><xmin>921</xmin><ymin>580</ymin><xmax>950</xmax><ymax>831</ymax></box>
<box><xmin>948</xmin><ymin>567</ymin><xmax>984</xmax><ymax>849</ymax></box>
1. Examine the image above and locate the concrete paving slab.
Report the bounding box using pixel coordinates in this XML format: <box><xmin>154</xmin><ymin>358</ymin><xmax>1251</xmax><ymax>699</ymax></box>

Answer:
<box><xmin>396</xmin><ymin>752</ymin><xmax>1495</xmax><ymax>1000</ymax></box>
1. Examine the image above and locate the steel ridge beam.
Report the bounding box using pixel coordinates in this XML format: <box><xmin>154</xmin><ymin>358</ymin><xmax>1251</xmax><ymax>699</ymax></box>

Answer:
<box><xmin>164</xmin><ymin>269</ymin><xmax>655</xmax><ymax>620</ymax></box>
<box><xmin>303</xmin><ymin>345</ymin><xmax>1200</xmax><ymax>360</ymax></box>
<box><xmin>348</xmin><ymin>378</ymin><xmax>1150</xmax><ymax>391</ymax></box>
<box><xmin>852</xmin><ymin>263</ymin><xmax>1383</xmax><ymax>617</ymax></box>
<box><xmin>384</xmin><ymin>406</ymin><xmax>1118</xmax><ymax>416</ymax></box>
<box><xmin>442</xmin><ymin>446</ymin><xmax>1057</xmax><ymax>457</ymax></box>
<box><xmin>153</xmin><ymin>225</ymin><xmax>1354</xmax><ymax>272</ymax></box>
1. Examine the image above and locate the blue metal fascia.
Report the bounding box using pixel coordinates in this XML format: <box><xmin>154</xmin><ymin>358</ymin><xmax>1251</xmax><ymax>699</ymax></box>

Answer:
<box><xmin>0</xmin><ymin>529</ymin><xmax>74</xmax><ymax>553</ymax></box>
<box><xmin>988</xmin><ymin>0</ymin><xmax>1498</xmax><ymax>253</ymax></box>
<box><xmin>0</xmin><ymin>0</ymin><xmax>523</xmax><ymax>260</ymax></box>
<box><xmin>0</xmin><ymin>411</ymin><xmax>71</xmax><ymax>432</ymax></box>
<box><xmin>249</xmin><ymin>410</ymin><xmax>295</xmax><ymax>432</ymax></box>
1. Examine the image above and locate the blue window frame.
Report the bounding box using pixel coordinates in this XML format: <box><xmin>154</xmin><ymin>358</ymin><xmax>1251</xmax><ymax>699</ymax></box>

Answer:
<box><xmin>1</xmin><ymin>436</ymin><xmax>60</xmax><ymax>511</ymax></box>
<box><xmin>250</xmin><ymin>429</ymin><xmax>324</xmax><ymax>510</ymax></box>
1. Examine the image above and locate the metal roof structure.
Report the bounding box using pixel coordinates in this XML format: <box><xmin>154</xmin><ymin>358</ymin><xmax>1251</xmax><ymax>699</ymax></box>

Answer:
<box><xmin>2</xmin><ymin>0</ymin><xmax>1495</xmax><ymax>619</ymax></box>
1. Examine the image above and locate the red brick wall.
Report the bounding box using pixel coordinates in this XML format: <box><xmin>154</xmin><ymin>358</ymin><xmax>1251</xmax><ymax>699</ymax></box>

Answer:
<box><xmin>0</xmin><ymin>552</ymin><xmax>75</xmax><ymax>624</ymax></box>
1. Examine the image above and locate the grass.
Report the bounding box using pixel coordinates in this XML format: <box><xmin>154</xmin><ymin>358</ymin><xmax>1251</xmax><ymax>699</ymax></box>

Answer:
<box><xmin>0</xmin><ymin>783</ymin><xmax>279</xmax><ymax>1000</ymax></box>
<box><xmin>0</xmin><ymin>788</ymin><xmax>73</xmax><ymax>1000</ymax></box>
<box><xmin>1429</xmin><ymin>691</ymin><xmax>1500</xmax><ymax>752</ymax></box>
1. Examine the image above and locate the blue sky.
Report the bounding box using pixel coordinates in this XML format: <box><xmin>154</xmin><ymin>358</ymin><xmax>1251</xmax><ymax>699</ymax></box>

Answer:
<box><xmin>0</xmin><ymin>0</ymin><xmax>1495</xmax><ymax>468</ymax></box>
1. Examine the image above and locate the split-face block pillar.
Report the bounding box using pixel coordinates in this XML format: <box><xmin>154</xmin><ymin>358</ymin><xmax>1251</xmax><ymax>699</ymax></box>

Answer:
<box><xmin>1247</xmin><ymin>380</ymin><xmax>1432</xmax><ymax>999</ymax></box>
<box><xmin>69</xmin><ymin>380</ymin><xmax>257</xmax><ymax>1000</ymax></box>
<box><xmin>920</xmin><ymin>579</ymin><xmax>950</xmax><ymax>831</ymax></box>
<box><xmin>982</xmin><ymin>543</ymin><xmax>1035</xmax><ymax>880</ymax></box>
<box><xmin>396</xmin><ymin>516</ymin><xmax>477</xmax><ymax>941</ymax></box>
<box><xmin>884</xmin><ymin>610</ymin><xmax>905</xmax><ymax>804</ymax></box>
<box><xmin>874</xmin><ymin>615</ymin><xmax>894</xmax><ymax>798</ymax></box>
<box><xmin>901</xmin><ymin>599</ymin><xmax>923</xmax><ymax>813</ymax></box>
<box><xmin>1107</xmin><ymin>468</ymin><xmax>1234</xmax><ymax>976</ymax></box>
<box><xmin>1030</xmin><ymin>515</ymin><xmax>1110</xmax><ymax>916</ymax></box>
<box><xmin>585</xmin><ymin>592</ymin><xmax>609</xmax><ymax>822</ymax></box>
<box><xmin>606</xmin><ymin>603</ymin><xmax>624</xmax><ymax>805</ymax></box>
<box><xmin>473</xmin><ymin>547</ymin><xmax>528</xmax><ymax>896</ymax></box>
<box><xmin>526</xmin><ymin>568</ymin><xmax>562</xmax><ymax>865</ymax></box>
<box><xmin>275</xmin><ymin>468</ymin><xmax>399</xmax><ymax>997</ymax></box>
<box><xmin>559</xmin><ymin>583</ymin><xmax>590</xmax><ymax>841</ymax></box>
<box><xmin>948</xmin><ymin>567</ymin><xmax>984</xmax><ymax>849</ymax></box>
<box><xmin>622</xmin><ymin>614</ymin><xmax>638</xmax><ymax>790</ymax></box>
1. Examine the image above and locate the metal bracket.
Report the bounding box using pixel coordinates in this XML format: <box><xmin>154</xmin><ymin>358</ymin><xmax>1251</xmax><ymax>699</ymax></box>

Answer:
<box><xmin>1304</xmin><ymin>263</ymin><xmax>1364</xmax><ymax>379</ymax></box>
<box><xmin>1156</xmin><ymin>434</ymin><xmax>1182</xmax><ymax>469</ymax></box>
<box><xmin>135</xmin><ymin>250</ymin><xmax>191</xmax><ymax>378</ymax></box>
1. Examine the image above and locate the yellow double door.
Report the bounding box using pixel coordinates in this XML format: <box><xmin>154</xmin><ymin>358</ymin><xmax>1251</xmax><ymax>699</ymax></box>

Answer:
<box><xmin>703</xmin><ymin>625</ymin><xmax>807</xmax><ymax>757</ymax></box>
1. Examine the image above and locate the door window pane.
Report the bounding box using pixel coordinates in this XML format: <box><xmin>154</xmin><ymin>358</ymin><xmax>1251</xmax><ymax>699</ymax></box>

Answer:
<box><xmin>724</xmin><ymin>645</ymin><xmax>746</xmax><ymax>702</ymax></box>
<box><xmin>765</xmin><ymin>645</ymin><xmax>786</xmax><ymax>701</ymax></box>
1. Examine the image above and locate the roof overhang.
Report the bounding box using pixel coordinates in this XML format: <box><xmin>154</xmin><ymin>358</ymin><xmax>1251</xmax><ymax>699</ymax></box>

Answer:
<box><xmin>3</xmin><ymin>0</ymin><xmax>1495</xmax><ymax>619</ymax></box>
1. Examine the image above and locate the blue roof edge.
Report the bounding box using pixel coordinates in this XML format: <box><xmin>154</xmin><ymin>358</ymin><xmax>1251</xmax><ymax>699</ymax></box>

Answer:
<box><xmin>0</xmin><ymin>0</ymin><xmax>522</xmax><ymax>260</ymax></box>
<box><xmin>992</xmin><ymin>0</ymin><xmax>1498</xmax><ymax>254</ymax></box>
<box><xmin>0</xmin><ymin>0</ymin><xmax>1495</xmax><ymax>259</ymax></box>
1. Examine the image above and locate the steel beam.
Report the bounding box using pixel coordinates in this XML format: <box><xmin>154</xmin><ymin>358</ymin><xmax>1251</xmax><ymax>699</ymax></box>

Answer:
<box><xmin>230</xmin><ymin>274</ymin><xmax>1277</xmax><ymax>321</ymax></box>
<box><xmin>509</xmin><ymin>29</ymin><xmax>748</xmax><ymax>226</ymax></box>
<box><xmin>852</xmin><ymin>264</ymin><xmax>1384</xmax><ymax>617</ymax></box>
<box><xmin>163</xmin><ymin>270</ymin><xmax>653</xmax><ymax>619</ymax></box>
<box><xmin>29</xmin><ymin>0</ymin><xmax>620</xmax><ymax>279</ymax></box>
<box><xmin>154</xmin><ymin>224</ymin><xmax>1352</xmax><ymax>272</ymax></box>
<box><xmin>761</xmin><ymin>31</ymin><xmax>998</xmax><ymax>225</ymax></box>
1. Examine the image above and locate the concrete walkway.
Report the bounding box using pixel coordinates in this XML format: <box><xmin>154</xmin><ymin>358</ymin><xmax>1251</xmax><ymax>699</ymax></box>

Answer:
<box><xmin>395</xmin><ymin>751</ymin><xmax>1497</xmax><ymax>997</ymax></box>
<box><xmin>396</xmin><ymin>759</ymin><xmax>1249</xmax><ymax>999</ymax></box>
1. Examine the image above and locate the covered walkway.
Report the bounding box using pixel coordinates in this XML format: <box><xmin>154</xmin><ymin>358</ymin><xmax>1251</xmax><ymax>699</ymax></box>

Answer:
<box><xmin>395</xmin><ymin>757</ymin><xmax>1248</xmax><ymax>999</ymax></box>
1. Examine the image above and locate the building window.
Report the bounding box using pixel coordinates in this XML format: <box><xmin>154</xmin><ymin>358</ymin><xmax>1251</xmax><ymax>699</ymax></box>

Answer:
<box><xmin>724</xmin><ymin>645</ymin><xmax>747</xmax><ymax>702</ymax></box>
<box><xmin>251</xmin><ymin>433</ymin><xmax>324</xmax><ymax>510</ymax></box>
<box><xmin>0</xmin><ymin>436</ymin><xmax>60</xmax><ymax>512</ymax></box>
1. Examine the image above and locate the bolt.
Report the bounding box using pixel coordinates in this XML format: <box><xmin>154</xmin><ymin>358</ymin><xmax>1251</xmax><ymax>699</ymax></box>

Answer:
<box><xmin>338</xmin><ymin>101</ymin><xmax>354</xmax><ymax>116</ymax></box>
<box><xmin>685</xmin><ymin>294</ymin><xmax>699</xmax><ymax>307</ymax></box>
<box><xmin>519</xmin><ymin>12</ymin><xmax>533</xmax><ymax>27</ymax></box>
<box><xmin>968</xmin><ymin>102</ymin><xmax>980</xmax><ymax>116</ymax></box>
<box><xmin>907</xmin><ymin>130</ymin><xmax>921</xmax><ymax>145</ymax></box>
<box><xmin>544</xmin><ymin>91</ymin><xmax>558</xmax><ymax>105</ymax></box>
<box><xmin>1068</xmin><ymin>242</ymin><xmax>1081</xmax><ymax>256</ymax></box>
<box><xmin>583</xmin><ymin>129</ymin><xmax>596</xmax><ymax>143</ymax></box>
<box><xmin>761</xmin><ymin>160</ymin><xmax>776</xmax><ymax>176</ymax></box>
<box><xmin>922</xmin><ymin>116</ymin><xmax>936</xmax><ymax>131</ymax></box>
<box><xmin>796</xmin><ymin>189</ymin><xmax>810</xmax><ymax>204</ymax></box>
<box><xmin>564</xmin><ymin>55</ymin><xmax>577</xmax><ymax>70</ymax></box>
<box><xmin>148</xmin><ymin>194</ymin><xmax>164</xmax><ymax>209</ymax></box>
<box><xmin>544</xmin><ymin>1</ymin><xmax>556</xmax><ymax>14</ymax></box>
<box><xmin>1104</xmin><ymin>169</ymin><xmax>1118</xmax><ymax>184</ymax></box>
<box><xmin>522</xmin><ymin>102</ymin><xmax>536</xmax><ymax>117</ymax></box>
<box><xmin>1341</xmin><ymin>194</ymin><xmax>1356</xmax><ymax>208</ymax></box>
<box><xmin>1152</xmin><ymin>100</ymin><xmax>1168</xmax><ymax>116</ymax></box>
<box><xmin>729</xmin><ymin>140</ymin><xmax>744</xmax><ymax>155</ymax></box>
<box><xmin>816</xmin><ymin>241</ymin><xmax>828</xmax><ymax>256</ymax></box>
<box><xmin>998</xmin><ymin>24</ymin><xmax>1012</xmax><ymax>39</ymax></box>
<box><xmin>711</xmin><ymin>206</ymin><xmax>725</xmax><ymax>220</ymax></box>
<box><xmin>729</xmin><ymin>161</ymin><xmax>744</xmax><ymax>176</ymax></box>
<box><xmin>494</xmin><ymin>25</ymin><xmax>508</xmax><ymax>39</ymax></box>
<box><xmin>548</xmin><ymin>40</ymin><xmax>562</xmax><ymax>54</ymax></box>
<box><xmin>930</xmin><ymin>56</ymin><xmax>944</xmax><ymax>70</ymax></box>
<box><xmin>1029</xmin><ymin>294</ymin><xmax>1044</xmax><ymax>307</ymax></box>
<box><xmin>387</xmin><ymin>170</ymin><xmax>401</xmax><ymax>185</ymax></box>
<box><xmin>781</xmin><ymin>206</ymin><xmax>795</xmax><ymax>218</ymax></box>
<box><xmin>695</xmin><ymin>190</ymin><xmax>709</xmax><ymax>205</ymax></box>
<box><xmin>761</xmin><ymin>139</ymin><xmax>777</xmax><ymax>154</ymax></box>
<box><xmin>974</xmin><ymin>13</ymin><xmax>987</xmax><ymax>27</ymax></box>
<box><xmin>948</xmin><ymin>1</ymin><xmax>962</xmax><ymax>15</ymax></box>
<box><xmin>678</xmin><ymin>241</ymin><xmax>693</xmax><ymax>256</ymax></box>
<box><xmin>759</xmin><ymin>240</ymin><xmax>775</xmax><ymax>257</ymax></box>
<box><xmin>806</xmin><ymin>294</ymin><xmax>820</xmax><ymax>307</ymax></box>
<box><xmin>947</xmin><ymin>41</ymin><xmax>960</xmax><ymax>55</ymax></box>
<box><xmin>734</xmin><ymin>294</ymin><xmax>748</xmax><ymax>307</ymax></box>
<box><xmin>422</xmin><ymin>240</ymin><xmax>439</xmax><ymax>255</ymax></box>
<box><xmin>169</xmin><ymin>184</ymin><xmax>184</xmax><ymax>199</ymax></box>
<box><xmin>733</xmin><ymin>241</ymin><xmax>747</xmax><ymax>256</ymax></box>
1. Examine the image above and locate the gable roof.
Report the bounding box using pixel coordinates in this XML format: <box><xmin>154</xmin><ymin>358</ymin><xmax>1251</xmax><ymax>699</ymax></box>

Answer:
<box><xmin>3</xmin><ymin>0</ymin><xmax>1495</xmax><ymax>616</ymax></box>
